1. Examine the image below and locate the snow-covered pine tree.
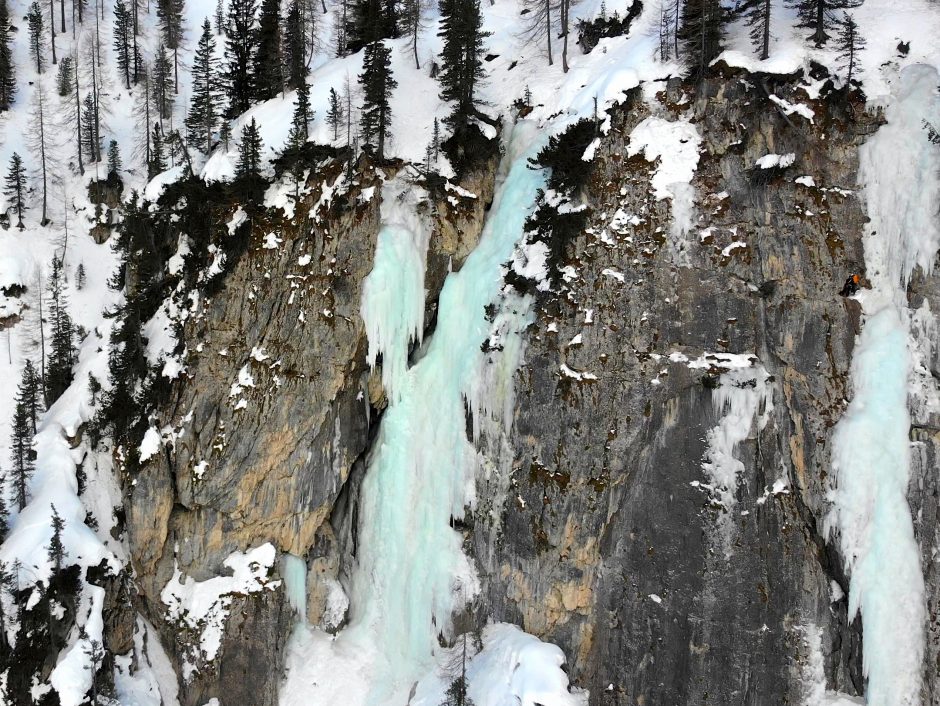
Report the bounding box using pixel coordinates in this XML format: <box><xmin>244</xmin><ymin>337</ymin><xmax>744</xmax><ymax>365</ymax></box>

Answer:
<box><xmin>20</xmin><ymin>360</ymin><xmax>43</xmax><ymax>434</ymax></box>
<box><xmin>28</xmin><ymin>1</ymin><xmax>45</xmax><ymax>73</ymax></box>
<box><xmin>107</xmin><ymin>139</ymin><xmax>121</xmax><ymax>176</ymax></box>
<box><xmin>113</xmin><ymin>0</ymin><xmax>132</xmax><ymax>88</ymax></box>
<box><xmin>48</xmin><ymin>505</ymin><xmax>65</xmax><ymax>573</ymax></box>
<box><xmin>678</xmin><ymin>0</ymin><xmax>723</xmax><ymax>81</ymax></box>
<box><xmin>358</xmin><ymin>39</ymin><xmax>396</xmax><ymax>160</ymax></box>
<box><xmin>186</xmin><ymin>18</ymin><xmax>221</xmax><ymax>153</ymax></box>
<box><xmin>0</xmin><ymin>0</ymin><xmax>15</xmax><ymax>110</ymax></box>
<box><xmin>76</xmin><ymin>262</ymin><xmax>86</xmax><ymax>290</ymax></box>
<box><xmin>215</xmin><ymin>0</ymin><xmax>225</xmax><ymax>33</ymax></box>
<box><xmin>82</xmin><ymin>92</ymin><xmax>100</xmax><ymax>162</ymax></box>
<box><xmin>225</xmin><ymin>0</ymin><xmax>258</xmax><ymax>117</ymax></box>
<box><xmin>4</xmin><ymin>153</ymin><xmax>28</xmax><ymax>229</ymax></box>
<box><xmin>326</xmin><ymin>86</ymin><xmax>343</xmax><ymax>141</ymax></box>
<box><xmin>437</xmin><ymin>0</ymin><xmax>486</xmax><ymax>129</ymax></box>
<box><xmin>253</xmin><ymin>0</ymin><xmax>283</xmax><ymax>100</ymax></box>
<box><xmin>837</xmin><ymin>12</ymin><xmax>864</xmax><ymax>85</ymax></box>
<box><xmin>46</xmin><ymin>255</ymin><xmax>75</xmax><ymax>402</ymax></box>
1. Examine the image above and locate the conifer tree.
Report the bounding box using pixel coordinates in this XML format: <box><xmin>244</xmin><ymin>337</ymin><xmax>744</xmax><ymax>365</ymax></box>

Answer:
<box><xmin>76</xmin><ymin>263</ymin><xmax>86</xmax><ymax>290</ymax></box>
<box><xmin>326</xmin><ymin>86</ymin><xmax>343</xmax><ymax>141</ymax></box>
<box><xmin>10</xmin><ymin>399</ymin><xmax>34</xmax><ymax>511</ymax></box>
<box><xmin>20</xmin><ymin>360</ymin><xmax>43</xmax><ymax>434</ymax></box>
<box><xmin>82</xmin><ymin>92</ymin><xmax>100</xmax><ymax>162</ymax></box>
<box><xmin>28</xmin><ymin>1</ymin><xmax>45</xmax><ymax>73</ymax></box>
<box><xmin>219</xmin><ymin>119</ymin><xmax>232</xmax><ymax>150</ymax></box>
<box><xmin>186</xmin><ymin>18</ymin><xmax>221</xmax><ymax>152</ymax></box>
<box><xmin>46</xmin><ymin>255</ymin><xmax>75</xmax><ymax>402</ymax></box>
<box><xmin>153</xmin><ymin>43</ymin><xmax>174</xmax><ymax>119</ymax></box>
<box><xmin>437</xmin><ymin>0</ymin><xmax>486</xmax><ymax>129</ymax></box>
<box><xmin>284</xmin><ymin>0</ymin><xmax>306</xmax><ymax>89</ymax></box>
<box><xmin>225</xmin><ymin>0</ymin><xmax>258</xmax><ymax>117</ymax></box>
<box><xmin>56</xmin><ymin>56</ymin><xmax>73</xmax><ymax>95</ymax></box>
<box><xmin>837</xmin><ymin>12</ymin><xmax>864</xmax><ymax>85</ymax></box>
<box><xmin>253</xmin><ymin>0</ymin><xmax>283</xmax><ymax>99</ymax></box>
<box><xmin>29</xmin><ymin>86</ymin><xmax>51</xmax><ymax>225</ymax></box>
<box><xmin>346</xmin><ymin>0</ymin><xmax>396</xmax><ymax>53</ymax></box>
<box><xmin>786</xmin><ymin>0</ymin><xmax>861</xmax><ymax>47</ymax></box>
<box><xmin>0</xmin><ymin>489</ymin><xmax>8</xmax><ymax>543</ymax></box>
<box><xmin>4</xmin><ymin>153</ymin><xmax>28</xmax><ymax>230</ymax></box>
<box><xmin>747</xmin><ymin>0</ymin><xmax>771</xmax><ymax>60</ymax></box>
<box><xmin>113</xmin><ymin>0</ymin><xmax>132</xmax><ymax>88</ymax></box>
<box><xmin>0</xmin><ymin>0</ymin><xmax>15</xmax><ymax>111</ymax></box>
<box><xmin>235</xmin><ymin>117</ymin><xmax>264</xmax><ymax>197</ymax></box>
<box><xmin>149</xmin><ymin>122</ymin><xmax>166</xmax><ymax>177</ymax></box>
<box><xmin>678</xmin><ymin>0</ymin><xmax>723</xmax><ymax>81</ymax></box>
<box><xmin>215</xmin><ymin>0</ymin><xmax>225</xmax><ymax>33</ymax></box>
<box><xmin>48</xmin><ymin>505</ymin><xmax>65</xmax><ymax>573</ymax></box>
<box><xmin>287</xmin><ymin>78</ymin><xmax>311</xmax><ymax>147</ymax></box>
<box><xmin>107</xmin><ymin>139</ymin><xmax>121</xmax><ymax>176</ymax></box>
<box><xmin>103</xmin><ymin>299</ymin><xmax>146</xmax><ymax>448</ymax></box>
<box><xmin>359</xmin><ymin>40</ymin><xmax>396</xmax><ymax>160</ymax></box>
<box><xmin>157</xmin><ymin>0</ymin><xmax>184</xmax><ymax>91</ymax></box>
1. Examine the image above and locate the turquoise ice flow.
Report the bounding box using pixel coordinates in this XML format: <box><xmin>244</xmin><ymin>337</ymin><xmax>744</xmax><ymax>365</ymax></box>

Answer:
<box><xmin>281</xmin><ymin>120</ymin><xmax>549</xmax><ymax>705</ymax></box>
<box><xmin>828</xmin><ymin>64</ymin><xmax>940</xmax><ymax>706</ymax></box>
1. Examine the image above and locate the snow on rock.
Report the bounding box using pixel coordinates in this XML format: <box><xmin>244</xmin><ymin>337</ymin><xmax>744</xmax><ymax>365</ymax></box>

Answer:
<box><xmin>627</xmin><ymin>117</ymin><xmax>701</xmax><ymax>252</ymax></box>
<box><xmin>139</xmin><ymin>427</ymin><xmax>163</xmax><ymax>464</ymax></box>
<box><xmin>161</xmin><ymin>544</ymin><xmax>280</xmax><ymax>680</ymax></box>
<box><xmin>49</xmin><ymin>585</ymin><xmax>106</xmax><ymax>706</ymax></box>
<box><xmin>755</xmin><ymin>152</ymin><xmax>796</xmax><ymax>169</ymax></box>
<box><xmin>465</xmin><ymin>624</ymin><xmax>588</xmax><ymax>706</ymax></box>
<box><xmin>700</xmin><ymin>362</ymin><xmax>773</xmax><ymax>557</ymax></box>
<box><xmin>768</xmin><ymin>94</ymin><xmax>815</xmax><ymax>121</ymax></box>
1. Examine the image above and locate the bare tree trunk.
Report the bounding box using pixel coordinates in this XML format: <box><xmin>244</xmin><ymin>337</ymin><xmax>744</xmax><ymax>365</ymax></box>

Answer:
<box><xmin>38</xmin><ymin>89</ymin><xmax>49</xmax><ymax>225</ymax></box>
<box><xmin>561</xmin><ymin>0</ymin><xmax>569</xmax><ymax>72</ymax></box>
<box><xmin>761</xmin><ymin>0</ymin><xmax>770</xmax><ymax>60</ymax></box>
<box><xmin>544</xmin><ymin>0</ymin><xmax>552</xmax><ymax>65</ymax></box>
<box><xmin>49</xmin><ymin>0</ymin><xmax>57</xmax><ymax>64</ymax></box>
<box><xmin>60</xmin><ymin>0</ymin><xmax>65</xmax><ymax>33</ymax></box>
<box><xmin>74</xmin><ymin>55</ymin><xmax>84</xmax><ymax>174</ymax></box>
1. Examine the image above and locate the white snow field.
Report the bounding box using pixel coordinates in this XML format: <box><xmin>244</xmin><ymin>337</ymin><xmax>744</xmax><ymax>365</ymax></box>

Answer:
<box><xmin>0</xmin><ymin>0</ymin><xmax>939</xmax><ymax>701</ymax></box>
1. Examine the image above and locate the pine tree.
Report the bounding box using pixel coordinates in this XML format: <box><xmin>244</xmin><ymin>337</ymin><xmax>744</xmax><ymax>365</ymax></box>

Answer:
<box><xmin>153</xmin><ymin>43</ymin><xmax>174</xmax><ymax>119</ymax></box>
<box><xmin>0</xmin><ymin>490</ymin><xmax>8</xmax><ymax>543</ymax></box>
<box><xmin>747</xmin><ymin>0</ymin><xmax>771</xmax><ymax>60</ymax></box>
<box><xmin>107</xmin><ymin>139</ymin><xmax>122</xmax><ymax>176</ymax></box>
<box><xmin>215</xmin><ymin>0</ymin><xmax>225</xmax><ymax>33</ymax></box>
<box><xmin>149</xmin><ymin>122</ymin><xmax>166</xmax><ymax>177</ymax></box>
<box><xmin>837</xmin><ymin>12</ymin><xmax>864</xmax><ymax>85</ymax></box>
<box><xmin>326</xmin><ymin>86</ymin><xmax>343</xmax><ymax>141</ymax></box>
<box><xmin>76</xmin><ymin>263</ymin><xmax>86</xmax><ymax>290</ymax></box>
<box><xmin>186</xmin><ymin>18</ymin><xmax>221</xmax><ymax>153</ymax></box>
<box><xmin>219</xmin><ymin>119</ymin><xmax>232</xmax><ymax>150</ymax></box>
<box><xmin>346</xmin><ymin>0</ymin><xmax>396</xmax><ymax>53</ymax></box>
<box><xmin>235</xmin><ymin>117</ymin><xmax>264</xmax><ymax>197</ymax></box>
<box><xmin>29</xmin><ymin>86</ymin><xmax>51</xmax><ymax>225</ymax></box>
<box><xmin>359</xmin><ymin>40</ymin><xmax>396</xmax><ymax>160</ymax></box>
<box><xmin>157</xmin><ymin>0</ymin><xmax>185</xmax><ymax>91</ymax></box>
<box><xmin>48</xmin><ymin>504</ymin><xmax>65</xmax><ymax>573</ymax></box>
<box><xmin>56</xmin><ymin>55</ymin><xmax>73</xmax><ymax>96</ymax></box>
<box><xmin>253</xmin><ymin>0</ymin><xmax>283</xmax><ymax>100</ymax></box>
<box><xmin>4</xmin><ymin>153</ymin><xmax>28</xmax><ymax>229</ymax></box>
<box><xmin>679</xmin><ymin>0</ymin><xmax>723</xmax><ymax>82</ymax></box>
<box><xmin>0</xmin><ymin>0</ymin><xmax>15</xmax><ymax>111</ymax></box>
<box><xmin>287</xmin><ymin>78</ymin><xmax>311</xmax><ymax>147</ymax></box>
<box><xmin>28</xmin><ymin>1</ymin><xmax>45</xmax><ymax>74</ymax></box>
<box><xmin>103</xmin><ymin>298</ymin><xmax>146</xmax><ymax>448</ymax></box>
<box><xmin>46</xmin><ymin>255</ymin><xmax>75</xmax><ymax>402</ymax></box>
<box><xmin>225</xmin><ymin>0</ymin><xmax>258</xmax><ymax>117</ymax></box>
<box><xmin>113</xmin><ymin>0</ymin><xmax>132</xmax><ymax>88</ymax></box>
<box><xmin>20</xmin><ymin>360</ymin><xmax>44</xmax><ymax>434</ymax></box>
<box><xmin>437</xmin><ymin>0</ymin><xmax>486</xmax><ymax>129</ymax></box>
<box><xmin>284</xmin><ymin>0</ymin><xmax>306</xmax><ymax>89</ymax></box>
<box><xmin>82</xmin><ymin>92</ymin><xmax>100</xmax><ymax>162</ymax></box>
<box><xmin>400</xmin><ymin>0</ymin><xmax>424</xmax><ymax>69</ymax></box>
<box><xmin>10</xmin><ymin>399</ymin><xmax>34</xmax><ymax>511</ymax></box>
<box><xmin>786</xmin><ymin>0</ymin><xmax>861</xmax><ymax>48</ymax></box>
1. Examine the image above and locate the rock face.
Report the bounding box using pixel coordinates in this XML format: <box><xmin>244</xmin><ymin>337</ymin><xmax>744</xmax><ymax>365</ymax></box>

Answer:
<box><xmin>122</xmin><ymin>70</ymin><xmax>940</xmax><ymax>705</ymax></box>
<box><xmin>125</xmin><ymin>155</ymin><xmax>499</xmax><ymax>704</ymax></box>
<box><xmin>469</xmin><ymin>71</ymin><xmax>879</xmax><ymax>703</ymax></box>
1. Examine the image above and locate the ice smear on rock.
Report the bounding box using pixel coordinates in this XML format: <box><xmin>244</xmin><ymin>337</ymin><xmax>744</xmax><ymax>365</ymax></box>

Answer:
<box><xmin>827</xmin><ymin>64</ymin><xmax>940</xmax><ymax>706</ymax></box>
